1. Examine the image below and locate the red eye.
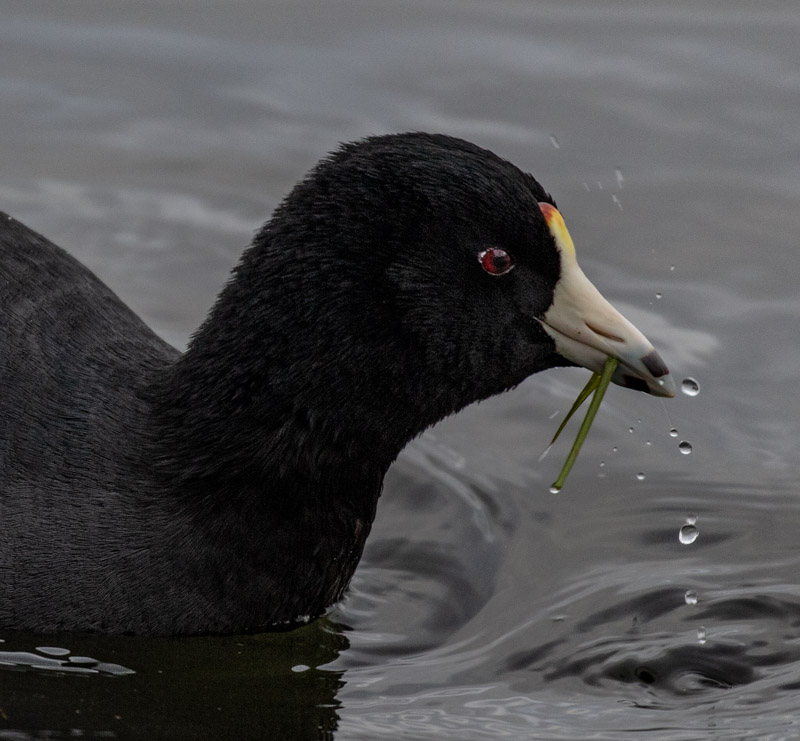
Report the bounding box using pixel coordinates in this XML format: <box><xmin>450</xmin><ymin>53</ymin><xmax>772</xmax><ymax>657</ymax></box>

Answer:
<box><xmin>478</xmin><ymin>248</ymin><xmax>514</xmax><ymax>276</ymax></box>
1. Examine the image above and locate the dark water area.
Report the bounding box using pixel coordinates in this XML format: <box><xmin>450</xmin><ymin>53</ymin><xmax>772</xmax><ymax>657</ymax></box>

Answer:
<box><xmin>2</xmin><ymin>1</ymin><xmax>800</xmax><ymax>738</ymax></box>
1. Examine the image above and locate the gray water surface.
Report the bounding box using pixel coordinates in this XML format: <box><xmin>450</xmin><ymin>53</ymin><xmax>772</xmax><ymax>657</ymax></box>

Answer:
<box><xmin>2</xmin><ymin>1</ymin><xmax>800</xmax><ymax>739</ymax></box>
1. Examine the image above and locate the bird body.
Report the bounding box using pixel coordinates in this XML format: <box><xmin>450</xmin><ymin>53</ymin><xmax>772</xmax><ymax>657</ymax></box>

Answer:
<box><xmin>0</xmin><ymin>134</ymin><xmax>673</xmax><ymax>634</ymax></box>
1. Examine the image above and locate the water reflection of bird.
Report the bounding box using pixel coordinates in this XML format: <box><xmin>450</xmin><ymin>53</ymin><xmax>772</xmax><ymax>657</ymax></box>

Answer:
<box><xmin>0</xmin><ymin>133</ymin><xmax>673</xmax><ymax>634</ymax></box>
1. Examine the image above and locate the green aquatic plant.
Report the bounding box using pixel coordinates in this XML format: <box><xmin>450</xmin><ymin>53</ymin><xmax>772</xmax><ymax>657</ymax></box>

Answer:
<box><xmin>550</xmin><ymin>356</ymin><xmax>619</xmax><ymax>491</ymax></box>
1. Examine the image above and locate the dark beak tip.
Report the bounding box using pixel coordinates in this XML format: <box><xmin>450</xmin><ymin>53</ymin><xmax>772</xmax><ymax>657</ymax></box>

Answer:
<box><xmin>641</xmin><ymin>349</ymin><xmax>671</xmax><ymax>379</ymax></box>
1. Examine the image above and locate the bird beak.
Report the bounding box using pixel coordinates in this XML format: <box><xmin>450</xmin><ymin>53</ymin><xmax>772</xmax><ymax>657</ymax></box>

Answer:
<box><xmin>537</xmin><ymin>203</ymin><xmax>675</xmax><ymax>398</ymax></box>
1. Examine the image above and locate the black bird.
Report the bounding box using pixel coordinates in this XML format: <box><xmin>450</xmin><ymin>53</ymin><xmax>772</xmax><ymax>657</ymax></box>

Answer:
<box><xmin>0</xmin><ymin>133</ymin><xmax>674</xmax><ymax>634</ymax></box>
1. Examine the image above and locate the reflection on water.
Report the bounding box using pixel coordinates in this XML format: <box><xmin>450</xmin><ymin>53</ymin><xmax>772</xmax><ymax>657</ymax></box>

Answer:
<box><xmin>0</xmin><ymin>622</ymin><xmax>347</xmax><ymax>738</ymax></box>
<box><xmin>2</xmin><ymin>0</ymin><xmax>800</xmax><ymax>739</ymax></box>
<box><xmin>0</xmin><ymin>646</ymin><xmax>134</xmax><ymax>676</ymax></box>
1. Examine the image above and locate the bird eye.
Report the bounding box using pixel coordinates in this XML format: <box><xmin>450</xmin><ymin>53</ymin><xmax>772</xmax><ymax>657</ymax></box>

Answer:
<box><xmin>478</xmin><ymin>248</ymin><xmax>514</xmax><ymax>276</ymax></box>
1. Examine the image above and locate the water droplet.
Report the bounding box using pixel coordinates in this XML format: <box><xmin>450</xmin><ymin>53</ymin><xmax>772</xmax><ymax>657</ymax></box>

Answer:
<box><xmin>612</xmin><ymin>194</ymin><xmax>623</xmax><ymax>211</ymax></box>
<box><xmin>669</xmin><ymin>265</ymin><xmax>675</xmax><ymax>271</ymax></box>
<box><xmin>599</xmin><ymin>461</ymin><xmax>606</xmax><ymax>468</ymax></box>
<box><xmin>583</xmin><ymin>182</ymin><xmax>591</xmax><ymax>191</ymax></box>
<box><xmin>628</xmin><ymin>426</ymin><xmax>635</xmax><ymax>433</ymax></box>
<box><xmin>679</xmin><ymin>524</ymin><xmax>699</xmax><ymax>544</ymax></box>
<box><xmin>636</xmin><ymin>472</ymin><xmax>646</xmax><ymax>481</ymax></box>
<box><xmin>291</xmin><ymin>664</ymin><xmax>310</xmax><ymax>673</ymax></box>
<box><xmin>684</xmin><ymin>590</ymin><xmax>698</xmax><ymax>605</ymax></box>
<box><xmin>697</xmin><ymin>627</ymin><xmax>707</xmax><ymax>644</ymax></box>
<box><xmin>597</xmin><ymin>181</ymin><xmax>604</xmax><ymax>190</ymax></box>
<box><xmin>549</xmin><ymin>134</ymin><xmax>560</xmax><ymax>149</ymax></box>
<box><xmin>679</xmin><ymin>440</ymin><xmax>693</xmax><ymax>455</ymax></box>
<box><xmin>669</xmin><ymin>428</ymin><xmax>678</xmax><ymax>438</ymax></box>
<box><xmin>686</xmin><ymin>514</ymin><xmax>697</xmax><ymax>525</ymax></box>
<box><xmin>612</xmin><ymin>446</ymin><xmax>618</xmax><ymax>453</ymax></box>
<box><xmin>655</xmin><ymin>292</ymin><xmax>662</xmax><ymax>299</ymax></box>
<box><xmin>681</xmin><ymin>378</ymin><xmax>700</xmax><ymax>396</ymax></box>
<box><xmin>549</xmin><ymin>485</ymin><xmax>561</xmax><ymax>494</ymax></box>
<box><xmin>645</xmin><ymin>440</ymin><xmax>652</xmax><ymax>447</ymax></box>
<box><xmin>615</xmin><ymin>168</ymin><xmax>624</xmax><ymax>189</ymax></box>
<box><xmin>548</xmin><ymin>409</ymin><xmax>560</xmax><ymax>420</ymax></box>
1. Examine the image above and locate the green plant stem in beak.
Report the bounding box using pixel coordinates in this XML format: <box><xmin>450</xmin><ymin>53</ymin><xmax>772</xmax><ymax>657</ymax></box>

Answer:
<box><xmin>552</xmin><ymin>356</ymin><xmax>619</xmax><ymax>491</ymax></box>
<box><xmin>548</xmin><ymin>375</ymin><xmax>600</xmax><ymax>447</ymax></box>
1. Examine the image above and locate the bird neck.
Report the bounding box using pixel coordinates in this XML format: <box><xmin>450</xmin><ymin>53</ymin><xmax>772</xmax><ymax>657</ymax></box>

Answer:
<box><xmin>148</xmin><ymin>346</ymin><xmax>409</xmax><ymax>504</ymax></box>
<box><xmin>144</xmin><ymin>328</ymin><xmax>406</xmax><ymax>627</ymax></box>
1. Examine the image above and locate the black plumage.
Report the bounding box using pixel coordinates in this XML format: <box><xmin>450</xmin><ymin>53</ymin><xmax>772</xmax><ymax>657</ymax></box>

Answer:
<box><xmin>0</xmin><ymin>134</ymin><xmax>615</xmax><ymax>634</ymax></box>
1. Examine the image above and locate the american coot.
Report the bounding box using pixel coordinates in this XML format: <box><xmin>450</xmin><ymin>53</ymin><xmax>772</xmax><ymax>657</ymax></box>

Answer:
<box><xmin>0</xmin><ymin>133</ymin><xmax>674</xmax><ymax>635</ymax></box>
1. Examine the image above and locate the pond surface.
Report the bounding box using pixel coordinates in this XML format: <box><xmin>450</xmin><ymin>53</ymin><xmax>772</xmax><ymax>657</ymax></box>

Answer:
<box><xmin>2</xmin><ymin>1</ymin><xmax>800</xmax><ymax>738</ymax></box>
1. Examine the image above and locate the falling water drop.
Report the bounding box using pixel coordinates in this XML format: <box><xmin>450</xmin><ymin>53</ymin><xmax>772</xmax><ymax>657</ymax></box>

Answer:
<box><xmin>655</xmin><ymin>292</ymin><xmax>662</xmax><ymax>299</ymax></box>
<box><xmin>612</xmin><ymin>446</ymin><xmax>618</xmax><ymax>453</ymax></box>
<box><xmin>679</xmin><ymin>523</ymin><xmax>699</xmax><ymax>545</ymax></box>
<box><xmin>615</xmin><ymin>168</ymin><xmax>624</xmax><ymax>189</ymax></box>
<box><xmin>669</xmin><ymin>265</ymin><xmax>675</xmax><ymax>271</ymax></box>
<box><xmin>636</xmin><ymin>472</ymin><xmax>646</xmax><ymax>481</ymax></box>
<box><xmin>669</xmin><ymin>428</ymin><xmax>679</xmax><ymax>438</ymax></box>
<box><xmin>628</xmin><ymin>426</ymin><xmax>635</xmax><ymax>433</ymax></box>
<box><xmin>697</xmin><ymin>627</ymin><xmax>707</xmax><ymax>644</ymax></box>
<box><xmin>612</xmin><ymin>194</ymin><xmax>623</xmax><ymax>211</ymax></box>
<box><xmin>681</xmin><ymin>378</ymin><xmax>700</xmax><ymax>396</ymax></box>
<box><xmin>645</xmin><ymin>440</ymin><xmax>652</xmax><ymax>447</ymax></box>
<box><xmin>686</xmin><ymin>514</ymin><xmax>697</xmax><ymax>525</ymax></box>
<box><xmin>549</xmin><ymin>134</ymin><xmax>561</xmax><ymax>149</ymax></box>
<box><xmin>679</xmin><ymin>440</ymin><xmax>693</xmax><ymax>455</ymax></box>
<box><xmin>684</xmin><ymin>590</ymin><xmax>698</xmax><ymax>605</ymax></box>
